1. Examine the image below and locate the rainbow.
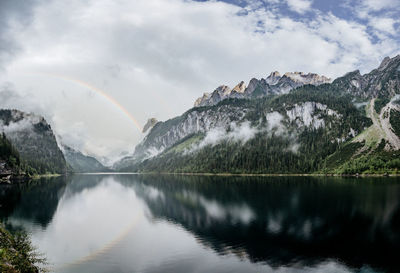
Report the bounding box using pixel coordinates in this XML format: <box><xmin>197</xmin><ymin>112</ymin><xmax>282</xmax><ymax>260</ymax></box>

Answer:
<box><xmin>32</xmin><ymin>73</ymin><xmax>143</xmax><ymax>132</ymax></box>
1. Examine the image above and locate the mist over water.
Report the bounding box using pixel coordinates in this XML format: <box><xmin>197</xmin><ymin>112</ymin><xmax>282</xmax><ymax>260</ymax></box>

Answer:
<box><xmin>1</xmin><ymin>175</ymin><xmax>400</xmax><ymax>273</ymax></box>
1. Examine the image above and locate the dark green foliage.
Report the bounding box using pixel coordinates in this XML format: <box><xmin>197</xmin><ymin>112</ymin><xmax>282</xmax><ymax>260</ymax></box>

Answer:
<box><xmin>390</xmin><ymin>110</ymin><xmax>400</xmax><ymax>137</ymax></box>
<box><xmin>374</xmin><ymin>97</ymin><xmax>390</xmax><ymax>114</ymax></box>
<box><xmin>335</xmin><ymin>150</ymin><xmax>400</xmax><ymax>175</ymax></box>
<box><xmin>130</xmin><ymin>128</ymin><xmax>340</xmax><ymax>174</ymax></box>
<box><xmin>0</xmin><ymin>133</ymin><xmax>40</xmax><ymax>176</ymax></box>
<box><xmin>0</xmin><ymin>133</ymin><xmax>20</xmax><ymax>169</ymax></box>
<box><xmin>9</xmin><ymin>130</ymin><xmax>66</xmax><ymax>175</ymax></box>
<box><xmin>324</xmin><ymin>142</ymin><xmax>364</xmax><ymax>171</ymax></box>
<box><xmin>0</xmin><ymin>224</ymin><xmax>46</xmax><ymax>272</ymax></box>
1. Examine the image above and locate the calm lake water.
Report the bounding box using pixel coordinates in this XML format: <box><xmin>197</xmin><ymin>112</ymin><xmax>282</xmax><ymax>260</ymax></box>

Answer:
<box><xmin>1</xmin><ymin>174</ymin><xmax>400</xmax><ymax>273</ymax></box>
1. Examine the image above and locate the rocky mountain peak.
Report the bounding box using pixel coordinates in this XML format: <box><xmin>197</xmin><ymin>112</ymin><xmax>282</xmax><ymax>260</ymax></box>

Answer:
<box><xmin>232</xmin><ymin>81</ymin><xmax>246</xmax><ymax>93</ymax></box>
<box><xmin>377</xmin><ymin>55</ymin><xmax>400</xmax><ymax>71</ymax></box>
<box><xmin>282</xmin><ymin>72</ymin><xmax>331</xmax><ymax>85</ymax></box>
<box><xmin>332</xmin><ymin>54</ymin><xmax>400</xmax><ymax>98</ymax></box>
<box><xmin>194</xmin><ymin>93</ymin><xmax>211</xmax><ymax>107</ymax></box>
<box><xmin>379</xmin><ymin>56</ymin><xmax>392</xmax><ymax>71</ymax></box>
<box><xmin>143</xmin><ymin>118</ymin><xmax>158</xmax><ymax>133</ymax></box>
<box><xmin>266</xmin><ymin>71</ymin><xmax>281</xmax><ymax>85</ymax></box>
<box><xmin>216</xmin><ymin>85</ymin><xmax>232</xmax><ymax>96</ymax></box>
<box><xmin>194</xmin><ymin>70</ymin><xmax>331</xmax><ymax>107</ymax></box>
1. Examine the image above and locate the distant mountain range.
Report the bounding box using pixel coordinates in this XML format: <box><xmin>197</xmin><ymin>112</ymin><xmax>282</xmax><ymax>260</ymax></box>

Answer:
<box><xmin>61</xmin><ymin>145</ymin><xmax>110</xmax><ymax>173</ymax></box>
<box><xmin>194</xmin><ymin>71</ymin><xmax>331</xmax><ymax>107</ymax></box>
<box><xmin>115</xmin><ymin>55</ymin><xmax>400</xmax><ymax>175</ymax></box>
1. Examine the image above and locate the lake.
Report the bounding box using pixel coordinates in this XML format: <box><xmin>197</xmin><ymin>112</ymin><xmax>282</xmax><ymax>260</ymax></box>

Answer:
<box><xmin>1</xmin><ymin>174</ymin><xmax>400</xmax><ymax>273</ymax></box>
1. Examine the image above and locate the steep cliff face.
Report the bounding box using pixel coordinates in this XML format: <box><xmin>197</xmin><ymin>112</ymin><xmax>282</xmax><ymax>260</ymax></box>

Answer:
<box><xmin>116</xmin><ymin>55</ymin><xmax>400</xmax><ymax>174</ymax></box>
<box><xmin>0</xmin><ymin>109</ymin><xmax>67</xmax><ymax>174</ymax></box>
<box><xmin>114</xmin><ymin>104</ymin><xmax>249</xmax><ymax>169</ymax></box>
<box><xmin>332</xmin><ymin>55</ymin><xmax>400</xmax><ymax>98</ymax></box>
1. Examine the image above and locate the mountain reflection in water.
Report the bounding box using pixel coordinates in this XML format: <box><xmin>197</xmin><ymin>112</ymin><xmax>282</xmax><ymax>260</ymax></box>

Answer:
<box><xmin>0</xmin><ymin>174</ymin><xmax>399</xmax><ymax>273</ymax></box>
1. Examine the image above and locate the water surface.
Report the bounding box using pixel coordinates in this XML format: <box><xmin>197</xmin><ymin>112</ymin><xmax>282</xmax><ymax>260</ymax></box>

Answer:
<box><xmin>1</xmin><ymin>174</ymin><xmax>400</xmax><ymax>273</ymax></box>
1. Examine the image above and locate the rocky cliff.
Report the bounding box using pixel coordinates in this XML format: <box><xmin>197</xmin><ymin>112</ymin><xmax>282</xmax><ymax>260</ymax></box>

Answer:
<box><xmin>0</xmin><ymin>109</ymin><xmax>67</xmax><ymax>174</ymax></box>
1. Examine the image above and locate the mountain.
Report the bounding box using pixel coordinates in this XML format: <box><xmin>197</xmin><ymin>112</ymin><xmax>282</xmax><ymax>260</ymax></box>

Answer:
<box><xmin>0</xmin><ymin>109</ymin><xmax>67</xmax><ymax>174</ymax></box>
<box><xmin>116</xmin><ymin>55</ymin><xmax>400</xmax><ymax>175</ymax></box>
<box><xmin>194</xmin><ymin>72</ymin><xmax>331</xmax><ymax>107</ymax></box>
<box><xmin>142</xmin><ymin>118</ymin><xmax>158</xmax><ymax>133</ymax></box>
<box><xmin>62</xmin><ymin>145</ymin><xmax>110</xmax><ymax>173</ymax></box>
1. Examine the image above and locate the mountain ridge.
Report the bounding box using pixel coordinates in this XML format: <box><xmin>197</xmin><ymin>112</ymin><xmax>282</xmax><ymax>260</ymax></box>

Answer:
<box><xmin>115</xmin><ymin>55</ymin><xmax>400</xmax><ymax>174</ymax></box>
<box><xmin>0</xmin><ymin>109</ymin><xmax>67</xmax><ymax>175</ymax></box>
<box><xmin>194</xmin><ymin>71</ymin><xmax>331</xmax><ymax>107</ymax></box>
<box><xmin>61</xmin><ymin>144</ymin><xmax>111</xmax><ymax>173</ymax></box>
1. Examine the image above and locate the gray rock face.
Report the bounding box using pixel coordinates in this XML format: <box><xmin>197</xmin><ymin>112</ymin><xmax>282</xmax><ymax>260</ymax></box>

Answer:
<box><xmin>265</xmin><ymin>71</ymin><xmax>281</xmax><ymax>85</ymax></box>
<box><xmin>143</xmin><ymin>118</ymin><xmax>158</xmax><ymax>133</ymax></box>
<box><xmin>131</xmin><ymin>105</ymin><xmax>248</xmax><ymax>161</ymax></box>
<box><xmin>332</xmin><ymin>55</ymin><xmax>400</xmax><ymax>98</ymax></box>
<box><xmin>194</xmin><ymin>72</ymin><xmax>331</xmax><ymax>107</ymax></box>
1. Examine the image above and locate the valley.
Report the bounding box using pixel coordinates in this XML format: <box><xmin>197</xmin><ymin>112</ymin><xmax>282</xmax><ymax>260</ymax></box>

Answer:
<box><xmin>1</xmin><ymin>56</ymin><xmax>400</xmax><ymax>178</ymax></box>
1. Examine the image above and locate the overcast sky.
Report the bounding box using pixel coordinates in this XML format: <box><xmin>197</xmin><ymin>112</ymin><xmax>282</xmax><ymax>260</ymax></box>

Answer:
<box><xmin>0</xmin><ymin>0</ymin><xmax>399</xmax><ymax>162</ymax></box>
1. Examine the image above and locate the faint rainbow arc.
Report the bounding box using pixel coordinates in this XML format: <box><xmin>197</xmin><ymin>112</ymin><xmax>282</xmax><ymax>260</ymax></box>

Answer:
<box><xmin>32</xmin><ymin>73</ymin><xmax>143</xmax><ymax>132</ymax></box>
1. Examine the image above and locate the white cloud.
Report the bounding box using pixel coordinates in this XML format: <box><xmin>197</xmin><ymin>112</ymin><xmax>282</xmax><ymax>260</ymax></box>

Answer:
<box><xmin>0</xmin><ymin>0</ymin><xmax>398</xmax><ymax>161</ymax></box>
<box><xmin>369</xmin><ymin>17</ymin><xmax>397</xmax><ymax>35</ymax></box>
<box><xmin>0</xmin><ymin>119</ymin><xmax>33</xmax><ymax>134</ymax></box>
<box><xmin>266</xmin><ymin>111</ymin><xmax>285</xmax><ymax>133</ymax></box>
<box><xmin>360</xmin><ymin>0</ymin><xmax>399</xmax><ymax>12</ymax></box>
<box><xmin>189</xmin><ymin>121</ymin><xmax>259</xmax><ymax>152</ymax></box>
<box><xmin>286</xmin><ymin>0</ymin><xmax>313</xmax><ymax>14</ymax></box>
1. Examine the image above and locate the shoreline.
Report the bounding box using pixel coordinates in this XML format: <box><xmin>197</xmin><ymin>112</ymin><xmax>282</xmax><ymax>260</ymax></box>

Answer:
<box><xmin>0</xmin><ymin>173</ymin><xmax>64</xmax><ymax>185</ymax></box>
<box><xmin>77</xmin><ymin>172</ymin><xmax>400</xmax><ymax>177</ymax></box>
<box><xmin>150</xmin><ymin>172</ymin><xmax>400</xmax><ymax>177</ymax></box>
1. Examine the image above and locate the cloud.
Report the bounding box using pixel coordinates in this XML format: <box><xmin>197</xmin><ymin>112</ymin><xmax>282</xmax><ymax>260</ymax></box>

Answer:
<box><xmin>0</xmin><ymin>83</ymin><xmax>47</xmax><ymax>116</ymax></box>
<box><xmin>184</xmin><ymin>112</ymin><xmax>302</xmax><ymax>155</ymax></box>
<box><xmin>266</xmin><ymin>111</ymin><xmax>285</xmax><ymax>133</ymax></box>
<box><xmin>0</xmin><ymin>119</ymin><xmax>33</xmax><ymax>134</ymax></box>
<box><xmin>0</xmin><ymin>0</ymin><xmax>398</xmax><ymax>161</ymax></box>
<box><xmin>346</xmin><ymin>0</ymin><xmax>400</xmax><ymax>37</ymax></box>
<box><xmin>369</xmin><ymin>17</ymin><xmax>397</xmax><ymax>35</ymax></box>
<box><xmin>359</xmin><ymin>0</ymin><xmax>399</xmax><ymax>12</ymax></box>
<box><xmin>189</xmin><ymin>121</ymin><xmax>259</xmax><ymax>152</ymax></box>
<box><xmin>0</xmin><ymin>0</ymin><xmax>45</xmax><ymax>70</ymax></box>
<box><xmin>285</xmin><ymin>0</ymin><xmax>313</xmax><ymax>14</ymax></box>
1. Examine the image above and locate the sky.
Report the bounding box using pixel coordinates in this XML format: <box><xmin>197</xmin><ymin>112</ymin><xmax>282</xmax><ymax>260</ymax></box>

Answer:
<box><xmin>0</xmin><ymin>0</ymin><xmax>399</xmax><ymax>163</ymax></box>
